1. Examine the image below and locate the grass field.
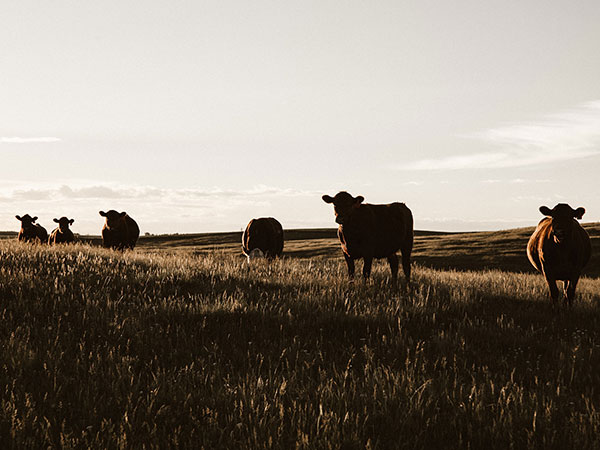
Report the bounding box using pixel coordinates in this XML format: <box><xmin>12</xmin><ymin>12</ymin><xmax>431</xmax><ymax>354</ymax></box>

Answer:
<box><xmin>1</xmin><ymin>225</ymin><xmax>600</xmax><ymax>448</ymax></box>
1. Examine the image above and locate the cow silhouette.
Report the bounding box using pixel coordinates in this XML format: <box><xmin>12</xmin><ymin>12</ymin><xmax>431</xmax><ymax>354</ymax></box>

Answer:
<box><xmin>48</xmin><ymin>217</ymin><xmax>75</xmax><ymax>244</ymax></box>
<box><xmin>527</xmin><ymin>203</ymin><xmax>591</xmax><ymax>306</ymax></box>
<box><xmin>242</xmin><ymin>217</ymin><xmax>284</xmax><ymax>262</ymax></box>
<box><xmin>15</xmin><ymin>214</ymin><xmax>48</xmax><ymax>243</ymax></box>
<box><xmin>99</xmin><ymin>210</ymin><xmax>140</xmax><ymax>250</ymax></box>
<box><xmin>322</xmin><ymin>191</ymin><xmax>413</xmax><ymax>284</ymax></box>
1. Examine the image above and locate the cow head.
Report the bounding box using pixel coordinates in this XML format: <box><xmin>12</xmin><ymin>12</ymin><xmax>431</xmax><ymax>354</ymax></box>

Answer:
<box><xmin>322</xmin><ymin>191</ymin><xmax>364</xmax><ymax>225</ymax></box>
<box><xmin>54</xmin><ymin>217</ymin><xmax>74</xmax><ymax>232</ymax></box>
<box><xmin>247</xmin><ymin>248</ymin><xmax>265</xmax><ymax>263</ymax></box>
<box><xmin>539</xmin><ymin>203</ymin><xmax>585</xmax><ymax>244</ymax></box>
<box><xmin>99</xmin><ymin>210</ymin><xmax>127</xmax><ymax>229</ymax></box>
<box><xmin>15</xmin><ymin>214</ymin><xmax>37</xmax><ymax>228</ymax></box>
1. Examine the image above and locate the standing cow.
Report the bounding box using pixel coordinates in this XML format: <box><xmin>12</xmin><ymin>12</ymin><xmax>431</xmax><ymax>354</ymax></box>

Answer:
<box><xmin>322</xmin><ymin>191</ymin><xmax>413</xmax><ymax>284</ymax></box>
<box><xmin>15</xmin><ymin>214</ymin><xmax>48</xmax><ymax>243</ymax></box>
<box><xmin>99</xmin><ymin>210</ymin><xmax>140</xmax><ymax>250</ymax></box>
<box><xmin>242</xmin><ymin>217</ymin><xmax>284</xmax><ymax>262</ymax></box>
<box><xmin>527</xmin><ymin>204</ymin><xmax>591</xmax><ymax>306</ymax></box>
<box><xmin>48</xmin><ymin>217</ymin><xmax>75</xmax><ymax>244</ymax></box>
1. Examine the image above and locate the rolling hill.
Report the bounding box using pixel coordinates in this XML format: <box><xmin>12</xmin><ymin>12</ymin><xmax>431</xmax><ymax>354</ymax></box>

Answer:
<box><xmin>6</xmin><ymin>222</ymin><xmax>598</xmax><ymax>276</ymax></box>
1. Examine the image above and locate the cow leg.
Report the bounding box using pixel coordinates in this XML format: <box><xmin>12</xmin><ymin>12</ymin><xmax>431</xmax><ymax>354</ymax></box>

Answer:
<box><xmin>401</xmin><ymin>242</ymin><xmax>412</xmax><ymax>284</ymax></box>
<box><xmin>344</xmin><ymin>254</ymin><xmax>356</xmax><ymax>280</ymax></box>
<box><xmin>387</xmin><ymin>254</ymin><xmax>399</xmax><ymax>286</ymax></box>
<box><xmin>362</xmin><ymin>256</ymin><xmax>373</xmax><ymax>281</ymax></box>
<box><xmin>565</xmin><ymin>276</ymin><xmax>580</xmax><ymax>307</ymax></box>
<box><xmin>543</xmin><ymin>272</ymin><xmax>560</xmax><ymax>304</ymax></box>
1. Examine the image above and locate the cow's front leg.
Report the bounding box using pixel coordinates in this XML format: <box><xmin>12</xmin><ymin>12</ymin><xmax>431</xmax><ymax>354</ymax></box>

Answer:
<box><xmin>344</xmin><ymin>253</ymin><xmax>355</xmax><ymax>280</ymax></box>
<box><xmin>565</xmin><ymin>276</ymin><xmax>580</xmax><ymax>307</ymax></box>
<box><xmin>362</xmin><ymin>256</ymin><xmax>373</xmax><ymax>280</ymax></box>
<box><xmin>543</xmin><ymin>270</ymin><xmax>560</xmax><ymax>304</ymax></box>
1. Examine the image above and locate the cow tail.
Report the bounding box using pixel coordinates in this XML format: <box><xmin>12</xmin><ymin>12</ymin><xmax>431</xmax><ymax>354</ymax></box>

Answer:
<box><xmin>241</xmin><ymin>225</ymin><xmax>250</xmax><ymax>256</ymax></box>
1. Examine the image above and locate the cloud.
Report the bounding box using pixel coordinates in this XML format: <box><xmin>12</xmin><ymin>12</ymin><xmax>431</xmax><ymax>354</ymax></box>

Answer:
<box><xmin>0</xmin><ymin>183</ymin><xmax>320</xmax><ymax>203</ymax></box>
<box><xmin>1</xmin><ymin>137</ymin><xmax>61</xmax><ymax>143</ymax></box>
<box><xmin>417</xmin><ymin>216</ymin><xmax>533</xmax><ymax>232</ymax></box>
<box><xmin>481</xmin><ymin>178</ymin><xmax>550</xmax><ymax>184</ymax></box>
<box><xmin>0</xmin><ymin>182</ymin><xmax>325</xmax><ymax>234</ymax></box>
<box><xmin>399</xmin><ymin>101</ymin><xmax>600</xmax><ymax>170</ymax></box>
<box><xmin>12</xmin><ymin>189</ymin><xmax>53</xmax><ymax>201</ymax></box>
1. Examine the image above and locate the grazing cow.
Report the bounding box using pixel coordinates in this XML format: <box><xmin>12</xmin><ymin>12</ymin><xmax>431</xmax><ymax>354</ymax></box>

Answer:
<box><xmin>322</xmin><ymin>191</ymin><xmax>413</xmax><ymax>283</ymax></box>
<box><xmin>242</xmin><ymin>217</ymin><xmax>284</xmax><ymax>262</ymax></box>
<box><xmin>15</xmin><ymin>214</ymin><xmax>48</xmax><ymax>243</ymax></box>
<box><xmin>99</xmin><ymin>210</ymin><xmax>140</xmax><ymax>250</ymax></box>
<box><xmin>527</xmin><ymin>204</ymin><xmax>591</xmax><ymax>306</ymax></box>
<box><xmin>48</xmin><ymin>217</ymin><xmax>75</xmax><ymax>244</ymax></box>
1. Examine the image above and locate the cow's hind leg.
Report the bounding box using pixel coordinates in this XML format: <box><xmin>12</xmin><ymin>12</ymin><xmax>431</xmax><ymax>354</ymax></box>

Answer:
<box><xmin>362</xmin><ymin>256</ymin><xmax>373</xmax><ymax>281</ymax></box>
<box><xmin>387</xmin><ymin>254</ymin><xmax>399</xmax><ymax>286</ymax></box>
<box><xmin>565</xmin><ymin>276</ymin><xmax>580</xmax><ymax>307</ymax></box>
<box><xmin>400</xmin><ymin>242</ymin><xmax>412</xmax><ymax>284</ymax></box>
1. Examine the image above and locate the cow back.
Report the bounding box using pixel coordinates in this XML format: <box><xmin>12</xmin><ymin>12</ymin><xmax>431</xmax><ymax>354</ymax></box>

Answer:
<box><xmin>19</xmin><ymin>224</ymin><xmax>48</xmax><ymax>243</ymax></box>
<box><xmin>242</xmin><ymin>217</ymin><xmax>284</xmax><ymax>258</ymax></box>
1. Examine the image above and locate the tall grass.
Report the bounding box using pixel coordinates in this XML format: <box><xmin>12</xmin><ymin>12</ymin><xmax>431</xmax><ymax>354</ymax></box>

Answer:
<box><xmin>1</xmin><ymin>240</ymin><xmax>600</xmax><ymax>448</ymax></box>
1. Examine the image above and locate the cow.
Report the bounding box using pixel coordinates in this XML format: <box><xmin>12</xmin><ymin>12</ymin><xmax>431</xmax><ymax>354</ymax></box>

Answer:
<box><xmin>527</xmin><ymin>203</ymin><xmax>591</xmax><ymax>306</ymax></box>
<box><xmin>48</xmin><ymin>217</ymin><xmax>75</xmax><ymax>244</ymax></box>
<box><xmin>15</xmin><ymin>214</ymin><xmax>48</xmax><ymax>243</ymax></box>
<box><xmin>242</xmin><ymin>217</ymin><xmax>284</xmax><ymax>262</ymax></box>
<box><xmin>99</xmin><ymin>210</ymin><xmax>140</xmax><ymax>250</ymax></box>
<box><xmin>322</xmin><ymin>191</ymin><xmax>413</xmax><ymax>284</ymax></box>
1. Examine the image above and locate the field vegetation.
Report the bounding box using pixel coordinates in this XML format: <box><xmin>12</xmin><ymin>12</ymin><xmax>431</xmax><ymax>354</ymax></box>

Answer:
<box><xmin>1</xmin><ymin>224</ymin><xmax>600</xmax><ymax>448</ymax></box>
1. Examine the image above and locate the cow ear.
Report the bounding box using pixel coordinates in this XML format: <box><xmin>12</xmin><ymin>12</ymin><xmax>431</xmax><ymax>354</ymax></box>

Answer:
<box><xmin>539</xmin><ymin>206</ymin><xmax>552</xmax><ymax>217</ymax></box>
<box><xmin>120</xmin><ymin>212</ymin><xmax>127</xmax><ymax>218</ymax></box>
<box><xmin>54</xmin><ymin>218</ymin><xmax>59</xmax><ymax>223</ymax></box>
<box><xmin>15</xmin><ymin>215</ymin><xmax>22</xmax><ymax>221</ymax></box>
<box><xmin>574</xmin><ymin>207</ymin><xmax>585</xmax><ymax>220</ymax></box>
<box><xmin>355</xmin><ymin>196</ymin><xmax>364</xmax><ymax>204</ymax></box>
<box><xmin>32</xmin><ymin>216</ymin><xmax>38</xmax><ymax>222</ymax></box>
<box><xmin>69</xmin><ymin>219</ymin><xmax>74</xmax><ymax>225</ymax></box>
<box><xmin>322</xmin><ymin>195</ymin><xmax>334</xmax><ymax>204</ymax></box>
<box><xmin>99</xmin><ymin>211</ymin><xmax>107</xmax><ymax>217</ymax></box>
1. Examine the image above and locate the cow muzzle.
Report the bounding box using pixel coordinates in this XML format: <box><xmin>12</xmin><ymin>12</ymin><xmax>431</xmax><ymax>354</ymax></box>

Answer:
<box><xmin>247</xmin><ymin>248</ymin><xmax>265</xmax><ymax>263</ymax></box>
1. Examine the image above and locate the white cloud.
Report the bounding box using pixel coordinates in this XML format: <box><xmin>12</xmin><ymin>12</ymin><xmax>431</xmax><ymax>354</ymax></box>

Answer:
<box><xmin>0</xmin><ymin>182</ymin><xmax>323</xmax><ymax>234</ymax></box>
<box><xmin>399</xmin><ymin>101</ymin><xmax>600</xmax><ymax>170</ymax></box>
<box><xmin>417</xmin><ymin>216</ymin><xmax>533</xmax><ymax>232</ymax></box>
<box><xmin>1</xmin><ymin>137</ymin><xmax>61</xmax><ymax>143</ymax></box>
<box><xmin>0</xmin><ymin>183</ymin><xmax>320</xmax><ymax>203</ymax></box>
<box><xmin>482</xmin><ymin>178</ymin><xmax>550</xmax><ymax>184</ymax></box>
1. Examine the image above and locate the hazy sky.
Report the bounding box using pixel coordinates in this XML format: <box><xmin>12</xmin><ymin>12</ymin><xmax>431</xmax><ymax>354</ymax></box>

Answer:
<box><xmin>2</xmin><ymin>1</ymin><xmax>600</xmax><ymax>234</ymax></box>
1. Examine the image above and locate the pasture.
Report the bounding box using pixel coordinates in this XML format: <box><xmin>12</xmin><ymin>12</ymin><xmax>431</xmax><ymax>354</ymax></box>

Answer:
<box><xmin>1</xmin><ymin>224</ymin><xmax>600</xmax><ymax>448</ymax></box>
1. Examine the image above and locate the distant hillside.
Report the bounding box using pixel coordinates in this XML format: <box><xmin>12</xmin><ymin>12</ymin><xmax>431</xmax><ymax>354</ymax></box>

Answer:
<box><xmin>2</xmin><ymin>224</ymin><xmax>599</xmax><ymax>277</ymax></box>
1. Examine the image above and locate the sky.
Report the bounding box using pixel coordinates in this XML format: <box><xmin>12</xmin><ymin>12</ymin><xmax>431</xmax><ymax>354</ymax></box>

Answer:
<box><xmin>1</xmin><ymin>0</ymin><xmax>600</xmax><ymax>234</ymax></box>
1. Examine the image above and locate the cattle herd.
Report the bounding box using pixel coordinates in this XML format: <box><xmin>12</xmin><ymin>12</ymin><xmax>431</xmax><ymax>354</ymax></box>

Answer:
<box><xmin>15</xmin><ymin>210</ymin><xmax>140</xmax><ymax>250</ymax></box>
<box><xmin>13</xmin><ymin>192</ymin><xmax>593</xmax><ymax>306</ymax></box>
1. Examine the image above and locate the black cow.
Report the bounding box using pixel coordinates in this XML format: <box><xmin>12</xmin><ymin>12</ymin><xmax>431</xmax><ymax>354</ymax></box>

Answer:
<box><xmin>322</xmin><ymin>191</ymin><xmax>413</xmax><ymax>283</ymax></box>
<box><xmin>99</xmin><ymin>210</ymin><xmax>140</xmax><ymax>250</ymax></box>
<box><xmin>15</xmin><ymin>214</ymin><xmax>48</xmax><ymax>243</ymax></box>
<box><xmin>48</xmin><ymin>217</ymin><xmax>75</xmax><ymax>244</ymax></box>
<box><xmin>527</xmin><ymin>203</ymin><xmax>592</xmax><ymax>306</ymax></box>
<box><xmin>242</xmin><ymin>217</ymin><xmax>284</xmax><ymax>262</ymax></box>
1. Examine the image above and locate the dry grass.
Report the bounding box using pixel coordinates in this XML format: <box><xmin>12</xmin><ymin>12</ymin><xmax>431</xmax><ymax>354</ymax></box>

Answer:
<box><xmin>1</xmin><ymin>235</ymin><xmax>600</xmax><ymax>448</ymax></box>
